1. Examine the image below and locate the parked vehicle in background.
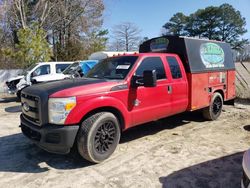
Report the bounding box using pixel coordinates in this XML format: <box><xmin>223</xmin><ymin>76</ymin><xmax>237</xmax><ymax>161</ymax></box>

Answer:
<box><xmin>5</xmin><ymin>63</ymin><xmax>39</xmax><ymax>94</ymax></box>
<box><xmin>6</xmin><ymin>62</ymin><xmax>73</xmax><ymax>98</ymax></box>
<box><xmin>5</xmin><ymin>75</ymin><xmax>24</xmax><ymax>94</ymax></box>
<box><xmin>20</xmin><ymin>36</ymin><xmax>235</xmax><ymax>163</ymax></box>
<box><xmin>242</xmin><ymin>149</ymin><xmax>250</xmax><ymax>188</ymax></box>
<box><xmin>62</xmin><ymin>60</ymin><xmax>99</xmax><ymax>78</ymax></box>
<box><xmin>89</xmin><ymin>51</ymin><xmax>137</xmax><ymax>61</ymax></box>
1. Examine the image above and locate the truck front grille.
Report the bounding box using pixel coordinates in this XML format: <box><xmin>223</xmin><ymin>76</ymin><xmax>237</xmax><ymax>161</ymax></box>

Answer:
<box><xmin>21</xmin><ymin>93</ymin><xmax>41</xmax><ymax>126</ymax></box>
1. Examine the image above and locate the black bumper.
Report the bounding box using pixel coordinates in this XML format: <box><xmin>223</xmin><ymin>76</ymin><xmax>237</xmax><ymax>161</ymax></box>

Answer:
<box><xmin>20</xmin><ymin>114</ymin><xmax>79</xmax><ymax>154</ymax></box>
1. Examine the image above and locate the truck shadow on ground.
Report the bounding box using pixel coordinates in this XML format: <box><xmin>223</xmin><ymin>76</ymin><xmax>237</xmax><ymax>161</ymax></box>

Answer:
<box><xmin>4</xmin><ymin>105</ymin><xmax>22</xmax><ymax>113</ymax></box>
<box><xmin>121</xmin><ymin>111</ymin><xmax>204</xmax><ymax>143</ymax></box>
<box><xmin>159</xmin><ymin>152</ymin><xmax>244</xmax><ymax>188</ymax></box>
<box><xmin>236</xmin><ymin>98</ymin><xmax>250</xmax><ymax>105</ymax></box>
<box><xmin>0</xmin><ymin>97</ymin><xmax>20</xmax><ymax>103</ymax></box>
<box><xmin>0</xmin><ymin>133</ymin><xmax>93</xmax><ymax>173</ymax></box>
<box><xmin>0</xmin><ymin>111</ymin><xmax>205</xmax><ymax>173</ymax></box>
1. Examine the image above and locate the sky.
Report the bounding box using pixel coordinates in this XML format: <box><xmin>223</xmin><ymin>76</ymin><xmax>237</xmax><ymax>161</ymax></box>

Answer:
<box><xmin>103</xmin><ymin>0</ymin><xmax>250</xmax><ymax>40</ymax></box>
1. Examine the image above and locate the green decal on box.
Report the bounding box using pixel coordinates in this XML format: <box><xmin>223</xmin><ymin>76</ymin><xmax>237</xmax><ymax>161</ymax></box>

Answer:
<box><xmin>200</xmin><ymin>43</ymin><xmax>225</xmax><ymax>68</ymax></box>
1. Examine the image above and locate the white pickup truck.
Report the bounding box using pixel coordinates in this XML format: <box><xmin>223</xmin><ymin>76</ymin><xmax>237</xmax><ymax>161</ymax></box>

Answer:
<box><xmin>6</xmin><ymin>61</ymin><xmax>73</xmax><ymax>98</ymax></box>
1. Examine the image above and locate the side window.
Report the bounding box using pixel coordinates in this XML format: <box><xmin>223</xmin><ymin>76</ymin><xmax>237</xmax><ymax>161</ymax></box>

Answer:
<box><xmin>135</xmin><ymin>57</ymin><xmax>166</xmax><ymax>80</ymax></box>
<box><xmin>166</xmin><ymin>57</ymin><xmax>182</xmax><ymax>79</ymax></box>
<box><xmin>33</xmin><ymin>65</ymin><xmax>50</xmax><ymax>77</ymax></box>
<box><xmin>56</xmin><ymin>64</ymin><xmax>70</xmax><ymax>73</ymax></box>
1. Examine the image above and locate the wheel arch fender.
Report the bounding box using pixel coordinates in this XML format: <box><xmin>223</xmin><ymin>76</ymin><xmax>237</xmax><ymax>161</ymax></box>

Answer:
<box><xmin>213</xmin><ymin>89</ymin><xmax>224</xmax><ymax>101</ymax></box>
<box><xmin>65</xmin><ymin>96</ymin><xmax>130</xmax><ymax>130</ymax></box>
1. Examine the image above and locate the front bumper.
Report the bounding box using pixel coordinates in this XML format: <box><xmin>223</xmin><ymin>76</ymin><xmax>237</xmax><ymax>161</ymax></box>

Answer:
<box><xmin>20</xmin><ymin>114</ymin><xmax>79</xmax><ymax>154</ymax></box>
<box><xmin>7</xmin><ymin>89</ymin><xmax>17</xmax><ymax>94</ymax></box>
<box><xmin>242</xmin><ymin>149</ymin><xmax>250</xmax><ymax>188</ymax></box>
<box><xmin>5</xmin><ymin>81</ymin><xmax>17</xmax><ymax>94</ymax></box>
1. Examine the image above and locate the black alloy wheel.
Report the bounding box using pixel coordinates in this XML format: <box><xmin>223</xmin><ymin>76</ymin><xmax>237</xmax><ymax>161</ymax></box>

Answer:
<box><xmin>77</xmin><ymin>112</ymin><xmax>121</xmax><ymax>163</ymax></box>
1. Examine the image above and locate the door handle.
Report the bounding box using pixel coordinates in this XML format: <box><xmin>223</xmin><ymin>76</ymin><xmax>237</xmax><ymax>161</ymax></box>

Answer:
<box><xmin>167</xmin><ymin>85</ymin><xmax>172</xmax><ymax>94</ymax></box>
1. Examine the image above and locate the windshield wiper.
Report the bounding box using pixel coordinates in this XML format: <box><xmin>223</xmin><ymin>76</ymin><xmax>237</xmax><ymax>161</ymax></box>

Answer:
<box><xmin>87</xmin><ymin>75</ymin><xmax>104</xmax><ymax>79</ymax></box>
<box><xmin>103</xmin><ymin>75</ymin><xmax>124</xmax><ymax>79</ymax></box>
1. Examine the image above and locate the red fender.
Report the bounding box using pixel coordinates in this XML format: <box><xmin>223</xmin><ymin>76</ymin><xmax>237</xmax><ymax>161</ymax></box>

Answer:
<box><xmin>64</xmin><ymin>96</ymin><xmax>131</xmax><ymax>129</ymax></box>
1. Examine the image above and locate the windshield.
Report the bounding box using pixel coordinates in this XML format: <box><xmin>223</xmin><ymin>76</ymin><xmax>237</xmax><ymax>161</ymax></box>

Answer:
<box><xmin>86</xmin><ymin>56</ymin><xmax>138</xmax><ymax>80</ymax></box>
<box><xmin>21</xmin><ymin>63</ymin><xmax>38</xmax><ymax>76</ymax></box>
<box><xmin>63</xmin><ymin>62</ymin><xmax>80</xmax><ymax>75</ymax></box>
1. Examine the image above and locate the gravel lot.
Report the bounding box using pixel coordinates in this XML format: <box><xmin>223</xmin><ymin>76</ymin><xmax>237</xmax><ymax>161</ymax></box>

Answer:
<box><xmin>0</xmin><ymin>95</ymin><xmax>250</xmax><ymax>188</ymax></box>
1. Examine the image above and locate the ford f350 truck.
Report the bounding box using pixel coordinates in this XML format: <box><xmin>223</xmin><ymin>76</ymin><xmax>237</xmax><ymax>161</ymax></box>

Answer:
<box><xmin>20</xmin><ymin>36</ymin><xmax>235</xmax><ymax>163</ymax></box>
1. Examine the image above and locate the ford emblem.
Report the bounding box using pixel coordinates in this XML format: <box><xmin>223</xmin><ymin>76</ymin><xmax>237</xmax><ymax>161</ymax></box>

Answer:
<box><xmin>23</xmin><ymin>102</ymin><xmax>30</xmax><ymax>112</ymax></box>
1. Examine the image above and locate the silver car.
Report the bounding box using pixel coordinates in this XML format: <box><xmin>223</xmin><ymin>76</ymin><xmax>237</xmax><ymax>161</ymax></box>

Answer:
<box><xmin>242</xmin><ymin>149</ymin><xmax>250</xmax><ymax>188</ymax></box>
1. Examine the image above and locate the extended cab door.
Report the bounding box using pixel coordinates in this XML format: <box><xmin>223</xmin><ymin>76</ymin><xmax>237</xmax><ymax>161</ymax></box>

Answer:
<box><xmin>130</xmin><ymin>56</ymin><xmax>172</xmax><ymax>126</ymax></box>
<box><xmin>165</xmin><ymin>55</ymin><xmax>188</xmax><ymax>114</ymax></box>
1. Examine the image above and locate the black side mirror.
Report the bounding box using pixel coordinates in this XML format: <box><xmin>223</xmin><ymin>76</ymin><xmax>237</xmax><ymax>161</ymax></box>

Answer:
<box><xmin>31</xmin><ymin>78</ymin><xmax>37</xmax><ymax>84</ymax></box>
<box><xmin>143</xmin><ymin>70</ymin><xmax>157</xmax><ymax>87</ymax></box>
<box><xmin>131</xmin><ymin>70</ymin><xmax>157</xmax><ymax>88</ymax></box>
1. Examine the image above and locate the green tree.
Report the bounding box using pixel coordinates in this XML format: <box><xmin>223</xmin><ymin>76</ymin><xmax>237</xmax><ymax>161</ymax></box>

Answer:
<box><xmin>185</xmin><ymin>12</ymin><xmax>204</xmax><ymax>38</ymax></box>
<box><xmin>217</xmin><ymin>3</ymin><xmax>248</xmax><ymax>49</ymax></box>
<box><xmin>163</xmin><ymin>4</ymin><xmax>248</xmax><ymax>49</ymax></box>
<box><xmin>0</xmin><ymin>0</ymin><xmax>106</xmax><ymax>66</ymax></box>
<box><xmin>55</xmin><ymin>29</ymin><xmax>108</xmax><ymax>61</ymax></box>
<box><xmin>88</xmin><ymin>29</ymin><xmax>109</xmax><ymax>53</ymax></box>
<box><xmin>15</xmin><ymin>24</ymin><xmax>51</xmax><ymax>67</ymax></box>
<box><xmin>187</xmin><ymin>7</ymin><xmax>220</xmax><ymax>39</ymax></box>
<box><xmin>163</xmin><ymin>12</ymin><xmax>188</xmax><ymax>35</ymax></box>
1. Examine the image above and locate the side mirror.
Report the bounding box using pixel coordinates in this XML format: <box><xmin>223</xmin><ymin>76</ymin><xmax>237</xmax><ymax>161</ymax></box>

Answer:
<box><xmin>131</xmin><ymin>70</ymin><xmax>157</xmax><ymax>88</ymax></box>
<box><xmin>31</xmin><ymin>78</ymin><xmax>37</xmax><ymax>84</ymax></box>
<box><xmin>143</xmin><ymin>70</ymin><xmax>157</xmax><ymax>87</ymax></box>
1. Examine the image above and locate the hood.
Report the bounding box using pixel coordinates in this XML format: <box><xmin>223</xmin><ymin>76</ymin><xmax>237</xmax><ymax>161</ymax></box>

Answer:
<box><xmin>51</xmin><ymin>80</ymin><xmax>120</xmax><ymax>98</ymax></box>
<box><xmin>22</xmin><ymin>78</ymin><xmax>119</xmax><ymax>98</ymax></box>
<box><xmin>6</xmin><ymin>75</ymin><xmax>24</xmax><ymax>83</ymax></box>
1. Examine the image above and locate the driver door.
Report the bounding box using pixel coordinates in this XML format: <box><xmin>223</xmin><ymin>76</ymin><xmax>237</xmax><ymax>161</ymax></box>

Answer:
<box><xmin>130</xmin><ymin>56</ymin><xmax>172</xmax><ymax>126</ymax></box>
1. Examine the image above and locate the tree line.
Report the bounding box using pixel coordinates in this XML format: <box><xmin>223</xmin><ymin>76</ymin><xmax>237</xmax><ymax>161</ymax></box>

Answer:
<box><xmin>162</xmin><ymin>3</ymin><xmax>248</xmax><ymax>51</ymax></box>
<box><xmin>0</xmin><ymin>2</ymin><xmax>249</xmax><ymax>69</ymax></box>
<box><xmin>0</xmin><ymin>0</ymin><xmax>108</xmax><ymax>68</ymax></box>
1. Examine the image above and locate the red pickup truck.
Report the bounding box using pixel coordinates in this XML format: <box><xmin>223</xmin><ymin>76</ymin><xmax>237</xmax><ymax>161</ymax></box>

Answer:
<box><xmin>20</xmin><ymin>36</ymin><xmax>235</xmax><ymax>163</ymax></box>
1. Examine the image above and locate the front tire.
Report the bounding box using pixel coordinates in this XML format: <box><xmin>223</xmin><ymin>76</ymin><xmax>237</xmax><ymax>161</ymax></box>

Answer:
<box><xmin>77</xmin><ymin>112</ymin><xmax>121</xmax><ymax>163</ymax></box>
<box><xmin>202</xmin><ymin>92</ymin><xmax>223</xmax><ymax>120</ymax></box>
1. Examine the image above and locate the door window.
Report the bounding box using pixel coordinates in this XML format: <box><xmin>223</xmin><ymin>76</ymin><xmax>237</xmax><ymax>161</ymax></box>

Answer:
<box><xmin>32</xmin><ymin>65</ymin><xmax>50</xmax><ymax>77</ymax></box>
<box><xmin>135</xmin><ymin>57</ymin><xmax>166</xmax><ymax>80</ymax></box>
<box><xmin>56</xmin><ymin>64</ymin><xmax>70</xmax><ymax>73</ymax></box>
<box><xmin>166</xmin><ymin>57</ymin><xmax>182</xmax><ymax>79</ymax></box>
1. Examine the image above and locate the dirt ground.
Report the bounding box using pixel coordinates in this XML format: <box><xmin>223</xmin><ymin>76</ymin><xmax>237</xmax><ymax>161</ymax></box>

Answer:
<box><xmin>0</xmin><ymin>96</ymin><xmax>250</xmax><ymax>188</ymax></box>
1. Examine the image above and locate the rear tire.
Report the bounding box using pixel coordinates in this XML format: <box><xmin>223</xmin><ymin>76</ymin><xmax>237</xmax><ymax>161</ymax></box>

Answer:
<box><xmin>77</xmin><ymin>112</ymin><xmax>120</xmax><ymax>163</ymax></box>
<box><xmin>202</xmin><ymin>92</ymin><xmax>223</xmax><ymax>120</ymax></box>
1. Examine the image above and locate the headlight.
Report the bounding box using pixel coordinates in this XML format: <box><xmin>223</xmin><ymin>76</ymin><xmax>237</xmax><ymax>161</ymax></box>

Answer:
<box><xmin>48</xmin><ymin>97</ymin><xmax>76</xmax><ymax>124</ymax></box>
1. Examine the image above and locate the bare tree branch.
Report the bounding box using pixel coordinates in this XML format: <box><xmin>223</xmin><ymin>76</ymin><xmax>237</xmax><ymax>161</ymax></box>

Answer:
<box><xmin>111</xmin><ymin>22</ymin><xmax>141</xmax><ymax>51</ymax></box>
